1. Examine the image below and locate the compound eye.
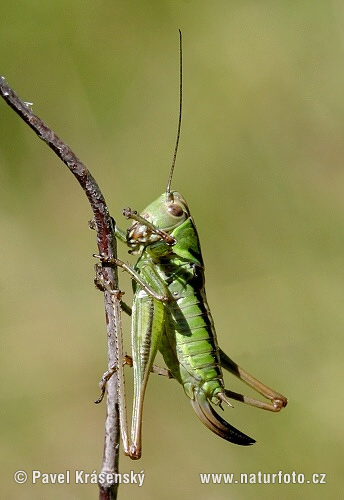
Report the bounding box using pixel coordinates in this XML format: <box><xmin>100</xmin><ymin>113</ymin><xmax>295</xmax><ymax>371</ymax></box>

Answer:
<box><xmin>168</xmin><ymin>203</ymin><xmax>184</xmax><ymax>217</ymax></box>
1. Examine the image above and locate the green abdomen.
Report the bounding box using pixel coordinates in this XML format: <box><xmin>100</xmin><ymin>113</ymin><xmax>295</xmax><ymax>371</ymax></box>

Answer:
<box><xmin>158</xmin><ymin>260</ymin><xmax>225</xmax><ymax>403</ymax></box>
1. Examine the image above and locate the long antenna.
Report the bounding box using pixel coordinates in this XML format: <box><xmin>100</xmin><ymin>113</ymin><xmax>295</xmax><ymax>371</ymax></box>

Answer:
<box><xmin>166</xmin><ymin>29</ymin><xmax>183</xmax><ymax>200</ymax></box>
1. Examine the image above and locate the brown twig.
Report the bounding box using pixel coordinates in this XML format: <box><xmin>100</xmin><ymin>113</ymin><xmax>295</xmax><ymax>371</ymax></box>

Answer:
<box><xmin>0</xmin><ymin>76</ymin><xmax>120</xmax><ymax>499</ymax></box>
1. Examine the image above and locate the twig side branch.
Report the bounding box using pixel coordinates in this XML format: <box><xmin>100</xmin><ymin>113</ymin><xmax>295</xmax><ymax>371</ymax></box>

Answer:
<box><xmin>0</xmin><ymin>76</ymin><xmax>120</xmax><ymax>500</ymax></box>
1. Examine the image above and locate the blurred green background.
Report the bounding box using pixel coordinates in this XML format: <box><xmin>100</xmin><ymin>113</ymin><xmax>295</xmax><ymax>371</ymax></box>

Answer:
<box><xmin>1</xmin><ymin>1</ymin><xmax>343</xmax><ymax>498</ymax></box>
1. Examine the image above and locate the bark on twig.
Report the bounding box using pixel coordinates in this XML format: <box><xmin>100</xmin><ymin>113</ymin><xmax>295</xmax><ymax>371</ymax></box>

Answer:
<box><xmin>0</xmin><ymin>76</ymin><xmax>120</xmax><ymax>500</ymax></box>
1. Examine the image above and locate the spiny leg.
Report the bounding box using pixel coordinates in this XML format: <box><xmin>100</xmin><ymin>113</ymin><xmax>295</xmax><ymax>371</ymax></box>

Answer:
<box><xmin>94</xmin><ymin>262</ymin><xmax>132</xmax><ymax>315</ymax></box>
<box><xmin>223</xmin><ymin>390</ymin><xmax>285</xmax><ymax>412</ymax></box>
<box><xmin>94</xmin><ymin>356</ymin><xmax>137</xmax><ymax>405</ymax></box>
<box><xmin>93</xmin><ymin>270</ymin><xmax>172</xmax><ymax>405</ymax></box>
<box><xmin>124</xmin><ymin>354</ymin><xmax>173</xmax><ymax>379</ymax></box>
<box><xmin>95</xmin><ymin>353</ymin><xmax>173</xmax><ymax>405</ymax></box>
<box><xmin>128</xmin><ymin>261</ymin><xmax>174</xmax><ymax>459</ymax></box>
<box><xmin>219</xmin><ymin>348</ymin><xmax>288</xmax><ymax>412</ymax></box>
<box><xmin>93</xmin><ymin>263</ymin><xmax>131</xmax><ymax>454</ymax></box>
<box><xmin>120</xmin><ymin>300</ymin><xmax>132</xmax><ymax>316</ymax></box>
<box><xmin>94</xmin><ymin>253</ymin><xmax>172</xmax><ymax>458</ymax></box>
<box><xmin>94</xmin><ymin>364</ymin><xmax>119</xmax><ymax>405</ymax></box>
<box><xmin>94</xmin><ymin>254</ymin><xmax>171</xmax><ymax>302</ymax></box>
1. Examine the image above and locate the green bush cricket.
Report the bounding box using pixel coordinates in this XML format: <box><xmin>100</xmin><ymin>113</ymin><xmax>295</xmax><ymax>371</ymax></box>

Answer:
<box><xmin>95</xmin><ymin>31</ymin><xmax>287</xmax><ymax>460</ymax></box>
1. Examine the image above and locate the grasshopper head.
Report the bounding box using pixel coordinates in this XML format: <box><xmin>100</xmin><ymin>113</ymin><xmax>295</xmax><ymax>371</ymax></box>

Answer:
<box><xmin>127</xmin><ymin>191</ymin><xmax>190</xmax><ymax>247</ymax></box>
<box><xmin>144</xmin><ymin>191</ymin><xmax>190</xmax><ymax>230</ymax></box>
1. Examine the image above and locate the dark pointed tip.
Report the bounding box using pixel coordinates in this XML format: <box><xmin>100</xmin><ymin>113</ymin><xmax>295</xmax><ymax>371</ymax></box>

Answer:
<box><xmin>191</xmin><ymin>392</ymin><xmax>256</xmax><ymax>446</ymax></box>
